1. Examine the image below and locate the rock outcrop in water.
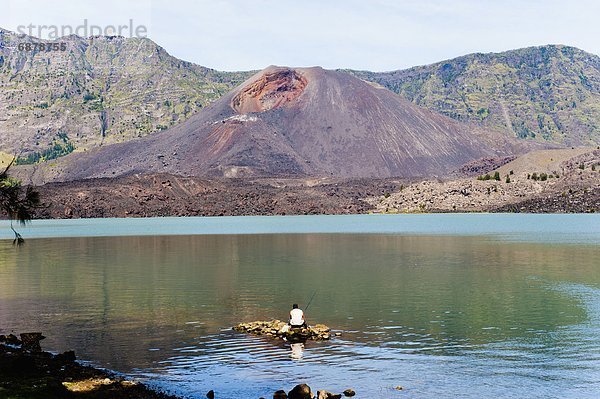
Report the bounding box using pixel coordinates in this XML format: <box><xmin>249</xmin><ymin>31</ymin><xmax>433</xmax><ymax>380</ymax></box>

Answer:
<box><xmin>233</xmin><ymin>320</ymin><xmax>335</xmax><ymax>341</ymax></box>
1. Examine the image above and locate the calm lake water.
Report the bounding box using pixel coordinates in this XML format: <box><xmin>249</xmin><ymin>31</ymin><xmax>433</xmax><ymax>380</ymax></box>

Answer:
<box><xmin>1</xmin><ymin>214</ymin><xmax>599</xmax><ymax>398</ymax></box>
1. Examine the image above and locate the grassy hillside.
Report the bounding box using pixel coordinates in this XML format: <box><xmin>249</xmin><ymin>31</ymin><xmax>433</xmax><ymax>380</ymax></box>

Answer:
<box><xmin>0</xmin><ymin>28</ymin><xmax>253</xmax><ymax>160</ymax></box>
<box><xmin>348</xmin><ymin>45</ymin><xmax>600</xmax><ymax>146</ymax></box>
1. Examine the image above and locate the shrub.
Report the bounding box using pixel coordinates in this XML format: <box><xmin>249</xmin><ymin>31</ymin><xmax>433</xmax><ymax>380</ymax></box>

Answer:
<box><xmin>531</xmin><ymin>173</ymin><xmax>539</xmax><ymax>181</ymax></box>
<box><xmin>506</xmin><ymin>176</ymin><xmax>511</xmax><ymax>183</ymax></box>
<box><xmin>83</xmin><ymin>93</ymin><xmax>97</xmax><ymax>102</ymax></box>
<box><xmin>493</xmin><ymin>172</ymin><xmax>501</xmax><ymax>181</ymax></box>
<box><xmin>540</xmin><ymin>173</ymin><xmax>548</xmax><ymax>181</ymax></box>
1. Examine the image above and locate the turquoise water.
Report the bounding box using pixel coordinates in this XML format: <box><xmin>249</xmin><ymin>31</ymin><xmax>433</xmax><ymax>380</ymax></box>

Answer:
<box><xmin>1</xmin><ymin>214</ymin><xmax>599</xmax><ymax>398</ymax></box>
<box><xmin>1</xmin><ymin>214</ymin><xmax>599</xmax><ymax>243</ymax></box>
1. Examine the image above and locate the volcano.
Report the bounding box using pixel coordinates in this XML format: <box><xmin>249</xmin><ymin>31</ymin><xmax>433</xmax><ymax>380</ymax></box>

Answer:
<box><xmin>46</xmin><ymin>66</ymin><xmax>522</xmax><ymax>181</ymax></box>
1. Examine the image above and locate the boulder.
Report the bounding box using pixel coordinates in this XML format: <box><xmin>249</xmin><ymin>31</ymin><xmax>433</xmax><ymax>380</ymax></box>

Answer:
<box><xmin>0</xmin><ymin>334</ymin><xmax>21</xmax><ymax>346</ymax></box>
<box><xmin>20</xmin><ymin>332</ymin><xmax>45</xmax><ymax>352</ymax></box>
<box><xmin>55</xmin><ymin>350</ymin><xmax>76</xmax><ymax>363</ymax></box>
<box><xmin>317</xmin><ymin>391</ymin><xmax>341</xmax><ymax>399</ymax></box>
<box><xmin>273</xmin><ymin>390</ymin><xmax>288</xmax><ymax>399</ymax></box>
<box><xmin>288</xmin><ymin>384</ymin><xmax>313</xmax><ymax>399</ymax></box>
<box><xmin>342</xmin><ymin>389</ymin><xmax>355</xmax><ymax>397</ymax></box>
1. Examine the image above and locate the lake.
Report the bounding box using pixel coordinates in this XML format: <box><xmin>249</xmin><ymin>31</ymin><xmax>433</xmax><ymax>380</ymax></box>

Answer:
<box><xmin>1</xmin><ymin>214</ymin><xmax>599</xmax><ymax>398</ymax></box>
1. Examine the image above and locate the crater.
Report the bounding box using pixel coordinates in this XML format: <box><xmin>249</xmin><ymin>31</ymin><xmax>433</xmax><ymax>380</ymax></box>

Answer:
<box><xmin>231</xmin><ymin>68</ymin><xmax>307</xmax><ymax>114</ymax></box>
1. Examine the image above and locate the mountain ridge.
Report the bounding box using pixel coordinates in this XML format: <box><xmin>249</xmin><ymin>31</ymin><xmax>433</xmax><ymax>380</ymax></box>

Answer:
<box><xmin>2</xmin><ymin>28</ymin><xmax>599</xmax><ymax>171</ymax></box>
<box><xmin>0</xmin><ymin>27</ymin><xmax>253</xmax><ymax>159</ymax></box>
<box><xmin>347</xmin><ymin>44</ymin><xmax>600</xmax><ymax>146</ymax></box>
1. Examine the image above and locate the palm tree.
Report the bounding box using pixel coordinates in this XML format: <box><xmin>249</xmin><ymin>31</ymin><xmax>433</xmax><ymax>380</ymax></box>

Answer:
<box><xmin>0</xmin><ymin>158</ymin><xmax>41</xmax><ymax>245</ymax></box>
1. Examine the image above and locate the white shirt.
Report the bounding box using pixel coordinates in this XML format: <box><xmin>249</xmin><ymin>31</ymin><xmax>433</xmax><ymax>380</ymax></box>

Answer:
<box><xmin>290</xmin><ymin>308</ymin><xmax>304</xmax><ymax>326</ymax></box>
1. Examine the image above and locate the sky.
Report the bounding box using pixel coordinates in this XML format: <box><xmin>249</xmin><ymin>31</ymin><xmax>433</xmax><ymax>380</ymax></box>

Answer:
<box><xmin>1</xmin><ymin>0</ymin><xmax>599</xmax><ymax>72</ymax></box>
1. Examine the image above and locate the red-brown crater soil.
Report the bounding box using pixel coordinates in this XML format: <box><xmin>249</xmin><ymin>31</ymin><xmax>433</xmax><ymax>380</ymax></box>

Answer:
<box><xmin>231</xmin><ymin>68</ymin><xmax>307</xmax><ymax>113</ymax></box>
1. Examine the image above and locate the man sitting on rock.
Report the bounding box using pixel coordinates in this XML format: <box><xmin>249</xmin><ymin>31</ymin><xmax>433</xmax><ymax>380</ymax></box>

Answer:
<box><xmin>289</xmin><ymin>303</ymin><xmax>306</xmax><ymax>328</ymax></box>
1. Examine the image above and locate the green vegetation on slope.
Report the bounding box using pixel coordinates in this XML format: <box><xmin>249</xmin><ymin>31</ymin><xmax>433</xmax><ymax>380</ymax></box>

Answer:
<box><xmin>15</xmin><ymin>132</ymin><xmax>75</xmax><ymax>165</ymax></box>
<box><xmin>348</xmin><ymin>45</ymin><xmax>600</xmax><ymax>146</ymax></box>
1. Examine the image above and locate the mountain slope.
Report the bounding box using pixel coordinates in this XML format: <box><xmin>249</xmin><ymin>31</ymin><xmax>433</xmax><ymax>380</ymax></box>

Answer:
<box><xmin>34</xmin><ymin>66</ymin><xmax>524</xmax><ymax>182</ymax></box>
<box><xmin>0</xmin><ymin>28</ymin><xmax>252</xmax><ymax>159</ymax></box>
<box><xmin>349</xmin><ymin>45</ymin><xmax>600</xmax><ymax>146</ymax></box>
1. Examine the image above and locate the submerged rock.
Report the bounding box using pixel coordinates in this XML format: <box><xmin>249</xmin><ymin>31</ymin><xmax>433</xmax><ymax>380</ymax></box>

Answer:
<box><xmin>342</xmin><ymin>389</ymin><xmax>356</xmax><ymax>397</ymax></box>
<box><xmin>233</xmin><ymin>320</ymin><xmax>335</xmax><ymax>341</ymax></box>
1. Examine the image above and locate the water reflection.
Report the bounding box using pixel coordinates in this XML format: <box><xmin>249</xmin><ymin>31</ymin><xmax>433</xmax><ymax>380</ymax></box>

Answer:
<box><xmin>1</xmin><ymin>233</ymin><xmax>599</xmax><ymax>398</ymax></box>
<box><xmin>290</xmin><ymin>342</ymin><xmax>304</xmax><ymax>360</ymax></box>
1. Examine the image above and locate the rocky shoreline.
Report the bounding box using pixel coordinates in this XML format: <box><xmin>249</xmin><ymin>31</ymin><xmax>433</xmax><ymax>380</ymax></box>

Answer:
<box><xmin>0</xmin><ymin>332</ymin><xmax>181</xmax><ymax>399</ymax></box>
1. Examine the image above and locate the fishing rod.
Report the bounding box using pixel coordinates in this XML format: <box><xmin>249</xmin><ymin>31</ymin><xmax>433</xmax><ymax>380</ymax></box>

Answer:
<box><xmin>304</xmin><ymin>289</ymin><xmax>318</xmax><ymax>311</ymax></box>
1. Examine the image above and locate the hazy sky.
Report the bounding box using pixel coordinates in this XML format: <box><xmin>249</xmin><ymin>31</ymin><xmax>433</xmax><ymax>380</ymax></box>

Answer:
<box><xmin>1</xmin><ymin>0</ymin><xmax>599</xmax><ymax>71</ymax></box>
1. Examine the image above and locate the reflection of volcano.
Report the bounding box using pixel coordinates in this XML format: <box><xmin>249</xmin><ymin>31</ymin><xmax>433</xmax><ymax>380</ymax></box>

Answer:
<box><xmin>54</xmin><ymin>66</ymin><xmax>521</xmax><ymax>181</ymax></box>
